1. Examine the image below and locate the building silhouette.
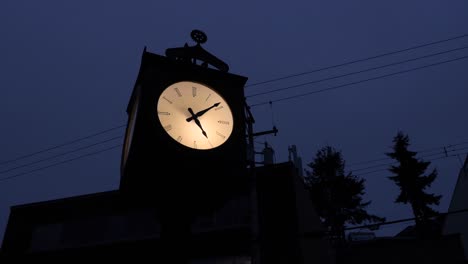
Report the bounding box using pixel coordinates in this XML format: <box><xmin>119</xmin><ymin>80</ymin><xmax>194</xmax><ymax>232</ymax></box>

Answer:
<box><xmin>1</xmin><ymin>162</ymin><xmax>333</xmax><ymax>263</ymax></box>
<box><xmin>1</xmin><ymin>31</ymin><xmax>333</xmax><ymax>263</ymax></box>
<box><xmin>443</xmin><ymin>154</ymin><xmax>468</xmax><ymax>260</ymax></box>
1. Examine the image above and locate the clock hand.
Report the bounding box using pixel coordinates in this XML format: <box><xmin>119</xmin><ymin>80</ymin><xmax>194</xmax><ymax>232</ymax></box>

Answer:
<box><xmin>185</xmin><ymin>102</ymin><xmax>220</xmax><ymax>122</ymax></box>
<box><xmin>188</xmin><ymin>108</ymin><xmax>208</xmax><ymax>138</ymax></box>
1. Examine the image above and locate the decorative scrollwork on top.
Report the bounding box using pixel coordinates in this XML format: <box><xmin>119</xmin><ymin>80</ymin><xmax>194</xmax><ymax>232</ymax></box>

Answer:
<box><xmin>165</xmin><ymin>29</ymin><xmax>229</xmax><ymax>72</ymax></box>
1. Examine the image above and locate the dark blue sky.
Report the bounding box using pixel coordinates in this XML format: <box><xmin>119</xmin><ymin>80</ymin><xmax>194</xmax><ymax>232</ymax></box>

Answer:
<box><xmin>1</xmin><ymin>1</ymin><xmax>468</xmax><ymax>242</ymax></box>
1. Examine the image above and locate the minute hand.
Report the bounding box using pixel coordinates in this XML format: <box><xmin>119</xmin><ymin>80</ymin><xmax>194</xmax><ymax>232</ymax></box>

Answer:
<box><xmin>186</xmin><ymin>102</ymin><xmax>220</xmax><ymax>122</ymax></box>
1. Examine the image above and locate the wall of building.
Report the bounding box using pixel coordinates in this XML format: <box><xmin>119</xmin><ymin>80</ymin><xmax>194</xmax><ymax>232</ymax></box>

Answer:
<box><xmin>256</xmin><ymin>162</ymin><xmax>334</xmax><ymax>264</ymax></box>
<box><xmin>443</xmin><ymin>155</ymin><xmax>468</xmax><ymax>260</ymax></box>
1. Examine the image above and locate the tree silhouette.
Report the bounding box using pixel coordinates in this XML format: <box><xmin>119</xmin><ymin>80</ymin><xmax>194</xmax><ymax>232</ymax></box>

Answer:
<box><xmin>386</xmin><ymin>131</ymin><xmax>442</xmax><ymax>234</ymax></box>
<box><xmin>305</xmin><ymin>146</ymin><xmax>385</xmax><ymax>241</ymax></box>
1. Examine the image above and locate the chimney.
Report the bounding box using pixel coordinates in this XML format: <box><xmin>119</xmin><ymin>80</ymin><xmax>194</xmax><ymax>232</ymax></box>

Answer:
<box><xmin>262</xmin><ymin>142</ymin><xmax>275</xmax><ymax>165</ymax></box>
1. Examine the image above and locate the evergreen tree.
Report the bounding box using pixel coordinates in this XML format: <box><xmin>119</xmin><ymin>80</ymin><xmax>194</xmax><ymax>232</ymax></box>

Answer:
<box><xmin>386</xmin><ymin>131</ymin><xmax>442</xmax><ymax>232</ymax></box>
<box><xmin>305</xmin><ymin>146</ymin><xmax>385</xmax><ymax>241</ymax></box>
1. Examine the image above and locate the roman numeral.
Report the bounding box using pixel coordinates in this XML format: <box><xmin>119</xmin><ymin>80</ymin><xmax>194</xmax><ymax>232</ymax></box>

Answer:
<box><xmin>158</xmin><ymin>111</ymin><xmax>171</xmax><ymax>115</ymax></box>
<box><xmin>192</xmin><ymin>86</ymin><xmax>197</xmax><ymax>97</ymax></box>
<box><xmin>216</xmin><ymin>131</ymin><xmax>226</xmax><ymax>139</ymax></box>
<box><xmin>174</xmin><ymin>87</ymin><xmax>182</xmax><ymax>97</ymax></box>
<box><xmin>194</xmin><ymin>141</ymin><xmax>197</xmax><ymax>149</ymax></box>
<box><xmin>218</xmin><ymin>120</ymin><xmax>230</xmax><ymax>125</ymax></box>
<box><xmin>177</xmin><ymin>136</ymin><xmax>182</xmax><ymax>142</ymax></box>
<box><xmin>163</xmin><ymin>96</ymin><xmax>173</xmax><ymax>104</ymax></box>
<box><xmin>214</xmin><ymin>106</ymin><xmax>224</xmax><ymax>111</ymax></box>
<box><xmin>164</xmin><ymin>125</ymin><xmax>172</xmax><ymax>131</ymax></box>
<box><xmin>205</xmin><ymin>94</ymin><xmax>211</xmax><ymax>102</ymax></box>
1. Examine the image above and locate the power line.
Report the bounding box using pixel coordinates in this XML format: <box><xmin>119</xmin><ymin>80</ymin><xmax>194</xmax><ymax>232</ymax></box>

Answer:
<box><xmin>245</xmin><ymin>33</ymin><xmax>468</xmax><ymax>88</ymax></box>
<box><xmin>3</xmin><ymin>137</ymin><xmax>464</xmax><ymax>183</ymax></box>
<box><xmin>249</xmin><ymin>55</ymin><xmax>468</xmax><ymax>107</ymax></box>
<box><xmin>344</xmin><ymin>207</ymin><xmax>468</xmax><ymax>231</ymax></box>
<box><xmin>0</xmin><ymin>136</ymin><xmax>123</xmax><ymax>174</ymax></box>
<box><xmin>347</xmin><ymin>156</ymin><xmax>391</xmax><ymax>167</ymax></box>
<box><xmin>5</xmin><ymin>35</ymin><xmax>468</xmax><ymax>167</ymax></box>
<box><xmin>348</xmin><ymin>141</ymin><xmax>468</xmax><ymax>166</ymax></box>
<box><xmin>3</xmin><ymin>35</ymin><xmax>468</xmax><ymax>176</ymax></box>
<box><xmin>246</xmin><ymin>45</ymin><xmax>468</xmax><ymax>98</ymax></box>
<box><xmin>349</xmin><ymin>145</ymin><xmax>468</xmax><ymax>172</ymax></box>
<box><xmin>304</xmin><ymin>207</ymin><xmax>468</xmax><ymax>237</ymax></box>
<box><xmin>303</xmin><ymin>144</ymin><xmax>468</xmax><ymax>176</ymax></box>
<box><xmin>1</xmin><ymin>62</ymin><xmax>466</xmax><ymax>180</ymax></box>
<box><xmin>416</xmin><ymin>142</ymin><xmax>468</xmax><ymax>155</ymax></box>
<box><xmin>1</xmin><ymin>139</ymin><xmax>465</xmax><ymax>184</ymax></box>
<box><xmin>354</xmin><ymin>151</ymin><xmax>468</xmax><ymax>177</ymax></box>
<box><xmin>0</xmin><ymin>144</ymin><xmax>122</xmax><ymax>182</ymax></box>
<box><xmin>0</xmin><ymin>124</ymin><xmax>125</xmax><ymax>166</ymax></box>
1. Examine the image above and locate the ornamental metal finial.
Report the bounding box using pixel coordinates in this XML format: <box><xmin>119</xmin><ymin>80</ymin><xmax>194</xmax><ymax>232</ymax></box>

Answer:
<box><xmin>191</xmin><ymin>29</ymin><xmax>207</xmax><ymax>45</ymax></box>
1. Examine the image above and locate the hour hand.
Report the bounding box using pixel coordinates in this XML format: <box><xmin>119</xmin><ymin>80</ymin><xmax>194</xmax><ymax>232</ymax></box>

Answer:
<box><xmin>188</xmin><ymin>108</ymin><xmax>208</xmax><ymax>138</ymax></box>
<box><xmin>186</xmin><ymin>102</ymin><xmax>220</xmax><ymax>122</ymax></box>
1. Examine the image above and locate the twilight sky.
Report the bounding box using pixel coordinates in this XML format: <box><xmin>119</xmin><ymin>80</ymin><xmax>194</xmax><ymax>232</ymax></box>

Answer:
<box><xmin>1</xmin><ymin>1</ymin><xmax>468</xmax><ymax>243</ymax></box>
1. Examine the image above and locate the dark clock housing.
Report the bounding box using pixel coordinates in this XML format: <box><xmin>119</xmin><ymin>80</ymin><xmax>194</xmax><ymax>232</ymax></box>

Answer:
<box><xmin>120</xmin><ymin>45</ymin><xmax>248</xmax><ymax>213</ymax></box>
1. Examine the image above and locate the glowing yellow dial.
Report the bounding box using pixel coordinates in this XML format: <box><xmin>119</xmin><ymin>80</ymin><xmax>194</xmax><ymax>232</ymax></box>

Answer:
<box><xmin>157</xmin><ymin>81</ymin><xmax>234</xmax><ymax>150</ymax></box>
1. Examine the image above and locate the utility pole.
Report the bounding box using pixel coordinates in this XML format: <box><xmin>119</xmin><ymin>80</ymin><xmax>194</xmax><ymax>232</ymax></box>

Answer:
<box><xmin>245</xmin><ymin>103</ymin><xmax>278</xmax><ymax>264</ymax></box>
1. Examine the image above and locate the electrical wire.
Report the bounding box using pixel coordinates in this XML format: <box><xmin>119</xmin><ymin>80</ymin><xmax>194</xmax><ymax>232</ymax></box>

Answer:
<box><xmin>349</xmin><ymin>145</ymin><xmax>468</xmax><ymax>172</ymax></box>
<box><xmin>354</xmin><ymin>151</ymin><xmax>468</xmax><ymax>177</ymax></box>
<box><xmin>5</xmin><ymin>34</ymin><xmax>468</xmax><ymax>167</ymax></box>
<box><xmin>2</xmin><ymin>122</ymin><xmax>466</xmax><ymax>182</ymax></box>
<box><xmin>246</xmin><ymin>45</ymin><xmax>468</xmax><ymax>98</ymax></box>
<box><xmin>2</xmin><ymin>129</ymin><xmax>458</xmax><ymax>183</ymax></box>
<box><xmin>0</xmin><ymin>144</ymin><xmax>122</xmax><ymax>182</ymax></box>
<box><xmin>0</xmin><ymin>124</ymin><xmax>125</xmax><ymax>166</ymax></box>
<box><xmin>304</xmin><ymin>207</ymin><xmax>468</xmax><ymax>237</ymax></box>
<box><xmin>245</xmin><ymin>33</ymin><xmax>468</xmax><ymax>88</ymax></box>
<box><xmin>348</xmin><ymin>141</ymin><xmax>468</xmax><ymax>167</ymax></box>
<box><xmin>249</xmin><ymin>55</ymin><xmax>468</xmax><ymax>107</ymax></box>
<box><xmin>344</xmin><ymin>207</ymin><xmax>468</xmax><ymax>231</ymax></box>
<box><xmin>2</xmin><ymin>34</ymin><xmax>468</xmax><ymax>181</ymax></box>
<box><xmin>0</xmin><ymin>135</ymin><xmax>123</xmax><ymax>174</ymax></box>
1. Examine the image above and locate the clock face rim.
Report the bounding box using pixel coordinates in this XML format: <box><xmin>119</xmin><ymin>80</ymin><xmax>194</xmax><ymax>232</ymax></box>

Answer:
<box><xmin>156</xmin><ymin>80</ymin><xmax>234</xmax><ymax>150</ymax></box>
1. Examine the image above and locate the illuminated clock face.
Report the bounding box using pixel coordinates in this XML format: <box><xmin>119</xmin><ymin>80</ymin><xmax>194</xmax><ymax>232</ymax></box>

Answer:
<box><xmin>156</xmin><ymin>81</ymin><xmax>234</xmax><ymax>150</ymax></box>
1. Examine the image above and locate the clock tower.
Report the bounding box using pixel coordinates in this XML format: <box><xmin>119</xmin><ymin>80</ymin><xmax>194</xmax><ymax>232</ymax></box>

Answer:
<box><xmin>120</xmin><ymin>30</ymin><xmax>249</xmax><ymax>213</ymax></box>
